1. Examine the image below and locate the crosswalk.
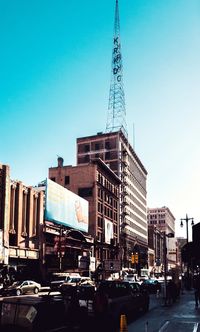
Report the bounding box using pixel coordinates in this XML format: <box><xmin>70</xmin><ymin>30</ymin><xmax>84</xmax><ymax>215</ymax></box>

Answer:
<box><xmin>158</xmin><ymin>320</ymin><xmax>199</xmax><ymax>332</ymax></box>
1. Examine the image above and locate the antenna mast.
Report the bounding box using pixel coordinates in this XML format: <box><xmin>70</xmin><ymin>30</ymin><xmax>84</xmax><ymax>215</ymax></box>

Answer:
<box><xmin>106</xmin><ymin>0</ymin><xmax>127</xmax><ymax>137</ymax></box>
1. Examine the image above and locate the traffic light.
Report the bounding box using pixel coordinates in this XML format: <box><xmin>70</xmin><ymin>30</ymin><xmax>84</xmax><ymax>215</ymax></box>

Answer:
<box><xmin>135</xmin><ymin>253</ymin><xmax>138</xmax><ymax>264</ymax></box>
<box><xmin>131</xmin><ymin>254</ymin><xmax>135</xmax><ymax>264</ymax></box>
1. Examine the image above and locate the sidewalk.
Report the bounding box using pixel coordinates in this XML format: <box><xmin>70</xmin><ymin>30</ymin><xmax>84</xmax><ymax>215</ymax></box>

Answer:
<box><xmin>128</xmin><ymin>289</ymin><xmax>200</xmax><ymax>332</ymax></box>
<box><xmin>149</xmin><ymin>288</ymin><xmax>197</xmax><ymax>310</ymax></box>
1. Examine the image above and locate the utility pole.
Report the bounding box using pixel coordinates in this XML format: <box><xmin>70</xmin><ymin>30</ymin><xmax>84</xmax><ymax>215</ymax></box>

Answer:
<box><xmin>180</xmin><ymin>214</ymin><xmax>194</xmax><ymax>289</ymax></box>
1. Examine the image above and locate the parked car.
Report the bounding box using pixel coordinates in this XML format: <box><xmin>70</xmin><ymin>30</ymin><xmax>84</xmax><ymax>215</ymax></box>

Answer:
<box><xmin>50</xmin><ymin>273</ymin><xmax>81</xmax><ymax>291</ymax></box>
<box><xmin>1</xmin><ymin>280</ymin><xmax>41</xmax><ymax>296</ymax></box>
<box><xmin>59</xmin><ymin>277</ymin><xmax>95</xmax><ymax>295</ymax></box>
<box><xmin>140</xmin><ymin>279</ymin><xmax>161</xmax><ymax>294</ymax></box>
<box><xmin>93</xmin><ymin>280</ymin><xmax>149</xmax><ymax>330</ymax></box>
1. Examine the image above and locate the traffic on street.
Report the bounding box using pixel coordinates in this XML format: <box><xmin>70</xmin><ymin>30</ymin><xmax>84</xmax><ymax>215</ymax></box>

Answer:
<box><xmin>0</xmin><ymin>273</ymin><xmax>199</xmax><ymax>332</ymax></box>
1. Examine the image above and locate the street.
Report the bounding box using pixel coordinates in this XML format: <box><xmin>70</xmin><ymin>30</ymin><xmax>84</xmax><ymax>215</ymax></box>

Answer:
<box><xmin>128</xmin><ymin>290</ymin><xmax>200</xmax><ymax>332</ymax></box>
<box><xmin>0</xmin><ymin>288</ymin><xmax>199</xmax><ymax>332</ymax></box>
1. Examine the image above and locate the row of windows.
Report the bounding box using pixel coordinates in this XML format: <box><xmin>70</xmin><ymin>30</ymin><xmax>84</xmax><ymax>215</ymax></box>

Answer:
<box><xmin>98</xmin><ymin>189</ymin><xmax>118</xmax><ymax>209</ymax></box>
<box><xmin>149</xmin><ymin>209</ymin><xmax>166</xmax><ymax>214</ymax></box>
<box><xmin>149</xmin><ymin>220</ymin><xmax>157</xmax><ymax>225</ymax></box>
<box><xmin>128</xmin><ymin>157</ymin><xmax>146</xmax><ymax>190</ymax></box>
<box><xmin>78</xmin><ymin>140</ymin><xmax>117</xmax><ymax>155</ymax></box>
<box><xmin>128</xmin><ymin>173</ymin><xmax>147</xmax><ymax>200</ymax></box>
<box><xmin>129</xmin><ymin>195</ymin><xmax>146</xmax><ymax>215</ymax></box>
<box><xmin>97</xmin><ymin>202</ymin><xmax>118</xmax><ymax>221</ymax></box>
<box><xmin>129</xmin><ymin>205</ymin><xmax>146</xmax><ymax>222</ymax></box>
<box><xmin>97</xmin><ymin>173</ymin><xmax>118</xmax><ymax>196</ymax></box>
<box><xmin>148</xmin><ymin>214</ymin><xmax>165</xmax><ymax>219</ymax></box>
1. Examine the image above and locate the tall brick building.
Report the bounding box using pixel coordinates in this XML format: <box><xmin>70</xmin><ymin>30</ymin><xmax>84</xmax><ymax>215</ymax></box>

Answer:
<box><xmin>76</xmin><ymin>130</ymin><xmax>148</xmax><ymax>270</ymax></box>
<box><xmin>49</xmin><ymin>157</ymin><xmax>121</xmax><ymax>277</ymax></box>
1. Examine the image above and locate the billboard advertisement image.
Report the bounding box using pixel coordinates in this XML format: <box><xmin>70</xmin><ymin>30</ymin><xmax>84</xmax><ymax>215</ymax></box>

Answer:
<box><xmin>105</xmin><ymin>218</ymin><xmax>113</xmax><ymax>244</ymax></box>
<box><xmin>45</xmin><ymin>179</ymin><xmax>88</xmax><ymax>232</ymax></box>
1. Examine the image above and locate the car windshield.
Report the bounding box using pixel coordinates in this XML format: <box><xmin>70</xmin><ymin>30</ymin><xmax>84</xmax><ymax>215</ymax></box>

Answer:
<box><xmin>68</xmin><ymin>278</ymin><xmax>81</xmax><ymax>283</ymax></box>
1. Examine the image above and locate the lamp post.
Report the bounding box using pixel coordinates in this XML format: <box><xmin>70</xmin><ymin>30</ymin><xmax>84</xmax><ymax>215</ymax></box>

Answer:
<box><xmin>180</xmin><ymin>214</ymin><xmax>194</xmax><ymax>243</ymax></box>
<box><xmin>163</xmin><ymin>232</ymin><xmax>174</xmax><ymax>306</ymax></box>
<box><xmin>180</xmin><ymin>214</ymin><xmax>194</xmax><ymax>289</ymax></box>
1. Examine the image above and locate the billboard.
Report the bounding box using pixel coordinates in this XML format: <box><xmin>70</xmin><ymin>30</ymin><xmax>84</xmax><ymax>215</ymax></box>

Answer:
<box><xmin>105</xmin><ymin>219</ymin><xmax>113</xmax><ymax>244</ymax></box>
<box><xmin>45</xmin><ymin>179</ymin><xmax>88</xmax><ymax>232</ymax></box>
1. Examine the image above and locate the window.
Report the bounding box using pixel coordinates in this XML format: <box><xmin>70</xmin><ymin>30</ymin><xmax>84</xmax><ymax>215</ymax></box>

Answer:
<box><xmin>98</xmin><ymin>217</ymin><xmax>103</xmax><ymax>228</ymax></box>
<box><xmin>95</xmin><ymin>143</ymin><xmax>100</xmax><ymax>150</ymax></box>
<box><xmin>105</xmin><ymin>152</ymin><xmax>111</xmax><ymax>160</ymax></box>
<box><xmin>78</xmin><ymin>187</ymin><xmax>93</xmax><ymax>197</ymax></box>
<box><xmin>50</xmin><ymin>177</ymin><xmax>56</xmax><ymax>182</ymax></box>
<box><xmin>84</xmin><ymin>145</ymin><xmax>90</xmax><ymax>152</ymax></box>
<box><xmin>65</xmin><ymin>176</ymin><xmax>70</xmax><ymax>185</ymax></box>
<box><xmin>105</xmin><ymin>141</ymin><xmax>110</xmax><ymax>149</ymax></box>
<box><xmin>84</xmin><ymin>155</ymin><xmax>89</xmax><ymax>162</ymax></box>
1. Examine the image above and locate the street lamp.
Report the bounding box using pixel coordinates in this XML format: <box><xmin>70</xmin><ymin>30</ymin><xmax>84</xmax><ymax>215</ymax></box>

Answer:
<box><xmin>163</xmin><ymin>232</ymin><xmax>174</xmax><ymax>306</ymax></box>
<box><xmin>180</xmin><ymin>214</ymin><xmax>194</xmax><ymax>243</ymax></box>
<box><xmin>180</xmin><ymin>214</ymin><xmax>194</xmax><ymax>289</ymax></box>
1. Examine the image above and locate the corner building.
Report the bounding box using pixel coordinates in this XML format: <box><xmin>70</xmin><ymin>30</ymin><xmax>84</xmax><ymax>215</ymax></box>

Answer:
<box><xmin>49</xmin><ymin>157</ymin><xmax>121</xmax><ymax>278</ymax></box>
<box><xmin>76</xmin><ymin>130</ymin><xmax>148</xmax><ymax>270</ymax></box>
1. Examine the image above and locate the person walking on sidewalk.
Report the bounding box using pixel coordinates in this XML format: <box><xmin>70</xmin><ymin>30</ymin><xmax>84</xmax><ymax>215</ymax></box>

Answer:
<box><xmin>193</xmin><ymin>272</ymin><xmax>200</xmax><ymax>308</ymax></box>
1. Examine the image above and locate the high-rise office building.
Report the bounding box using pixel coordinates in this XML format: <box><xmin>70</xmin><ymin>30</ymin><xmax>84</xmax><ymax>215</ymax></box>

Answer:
<box><xmin>77</xmin><ymin>130</ymin><xmax>148</xmax><ymax>269</ymax></box>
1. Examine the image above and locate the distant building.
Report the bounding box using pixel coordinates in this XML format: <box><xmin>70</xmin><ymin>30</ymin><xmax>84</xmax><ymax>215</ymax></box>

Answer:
<box><xmin>148</xmin><ymin>225</ymin><xmax>164</xmax><ymax>275</ymax></box>
<box><xmin>147</xmin><ymin>207</ymin><xmax>177</xmax><ymax>271</ymax></box>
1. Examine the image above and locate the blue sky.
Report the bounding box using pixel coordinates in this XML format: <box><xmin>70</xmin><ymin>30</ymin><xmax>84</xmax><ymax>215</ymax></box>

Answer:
<box><xmin>1</xmin><ymin>0</ymin><xmax>200</xmax><ymax>238</ymax></box>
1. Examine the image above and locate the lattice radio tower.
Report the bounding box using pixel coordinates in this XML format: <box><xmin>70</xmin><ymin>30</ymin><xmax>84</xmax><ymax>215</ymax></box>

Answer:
<box><xmin>106</xmin><ymin>0</ymin><xmax>127</xmax><ymax>138</ymax></box>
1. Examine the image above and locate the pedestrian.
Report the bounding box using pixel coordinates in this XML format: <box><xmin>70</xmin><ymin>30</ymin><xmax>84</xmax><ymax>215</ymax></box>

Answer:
<box><xmin>193</xmin><ymin>273</ymin><xmax>200</xmax><ymax>308</ymax></box>
<box><xmin>166</xmin><ymin>279</ymin><xmax>176</xmax><ymax>305</ymax></box>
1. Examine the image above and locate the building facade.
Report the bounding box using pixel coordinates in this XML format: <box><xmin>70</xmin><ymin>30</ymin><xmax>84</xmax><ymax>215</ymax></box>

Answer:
<box><xmin>147</xmin><ymin>207</ymin><xmax>177</xmax><ymax>271</ymax></box>
<box><xmin>0</xmin><ymin>163</ymin><xmax>44</xmax><ymax>282</ymax></box>
<box><xmin>76</xmin><ymin>130</ymin><xmax>148</xmax><ymax>272</ymax></box>
<box><xmin>148</xmin><ymin>225</ymin><xmax>164</xmax><ymax>276</ymax></box>
<box><xmin>0</xmin><ymin>164</ymin><xmax>10</xmax><ymax>266</ymax></box>
<box><xmin>49</xmin><ymin>157</ymin><xmax>121</xmax><ymax>278</ymax></box>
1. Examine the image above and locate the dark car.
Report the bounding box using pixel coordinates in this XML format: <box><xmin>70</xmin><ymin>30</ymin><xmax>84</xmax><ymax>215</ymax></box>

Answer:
<box><xmin>93</xmin><ymin>280</ymin><xmax>149</xmax><ymax>330</ymax></box>
<box><xmin>140</xmin><ymin>279</ymin><xmax>161</xmax><ymax>294</ymax></box>
<box><xmin>1</xmin><ymin>280</ymin><xmax>41</xmax><ymax>296</ymax></box>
